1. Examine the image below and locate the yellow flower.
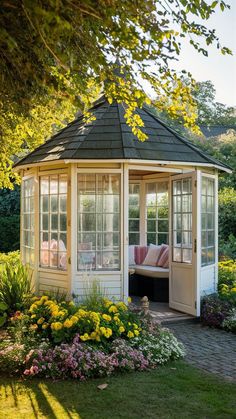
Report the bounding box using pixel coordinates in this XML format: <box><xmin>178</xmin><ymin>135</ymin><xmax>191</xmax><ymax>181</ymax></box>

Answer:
<box><xmin>103</xmin><ymin>298</ymin><xmax>113</xmax><ymax>308</ymax></box>
<box><xmin>134</xmin><ymin>330</ymin><xmax>139</xmax><ymax>336</ymax></box>
<box><xmin>127</xmin><ymin>331</ymin><xmax>134</xmax><ymax>339</ymax></box>
<box><xmin>102</xmin><ymin>314</ymin><xmax>112</xmax><ymax>322</ymax></box>
<box><xmin>128</xmin><ymin>297</ymin><xmax>132</xmax><ymax>303</ymax></box>
<box><xmin>40</xmin><ymin>296</ymin><xmax>49</xmax><ymax>303</ymax></box>
<box><xmin>133</xmin><ymin>323</ymin><xmax>138</xmax><ymax>329</ymax></box>
<box><xmin>69</xmin><ymin>301</ymin><xmax>75</xmax><ymax>306</ymax></box>
<box><xmin>114</xmin><ymin>315</ymin><xmax>120</xmax><ymax>324</ymax></box>
<box><xmin>64</xmin><ymin>319</ymin><xmax>73</xmax><ymax>328</ymax></box>
<box><xmin>31</xmin><ymin>314</ymin><xmax>36</xmax><ymax>319</ymax></box>
<box><xmin>108</xmin><ymin>305</ymin><xmax>118</xmax><ymax>314</ymax></box>
<box><xmin>119</xmin><ymin>326</ymin><xmax>125</xmax><ymax>333</ymax></box>
<box><xmin>51</xmin><ymin>322</ymin><xmax>63</xmax><ymax>331</ymax></box>
<box><xmin>29</xmin><ymin>303</ymin><xmax>37</xmax><ymax>313</ymax></box>
<box><xmin>70</xmin><ymin>315</ymin><xmax>79</xmax><ymax>324</ymax></box>
<box><xmin>80</xmin><ymin>333</ymin><xmax>89</xmax><ymax>341</ymax></box>
<box><xmin>42</xmin><ymin>323</ymin><xmax>49</xmax><ymax>330</ymax></box>
<box><xmin>90</xmin><ymin>331</ymin><xmax>97</xmax><ymax>340</ymax></box>
<box><xmin>105</xmin><ymin>328</ymin><xmax>112</xmax><ymax>338</ymax></box>
<box><xmin>116</xmin><ymin>302</ymin><xmax>128</xmax><ymax>311</ymax></box>
<box><xmin>37</xmin><ymin>317</ymin><xmax>45</xmax><ymax>325</ymax></box>
<box><xmin>29</xmin><ymin>324</ymin><xmax>38</xmax><ymax>331</ymax></box>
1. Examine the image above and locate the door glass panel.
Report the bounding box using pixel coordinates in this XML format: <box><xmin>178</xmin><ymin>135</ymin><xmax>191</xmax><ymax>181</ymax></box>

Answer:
<box><xmin>146</xmin><ymin>181</ymin><xmax>169</xmax><ymax>246</ymax></box>
<box><xmin>172</xmin><ymin>178</ymin><xmax>192</xmax><ymax>263</ymax></box>
<box><xmin>201</xmin><ymin>177</ymin><xmax>215</xmax><ymax>266</ymax></box>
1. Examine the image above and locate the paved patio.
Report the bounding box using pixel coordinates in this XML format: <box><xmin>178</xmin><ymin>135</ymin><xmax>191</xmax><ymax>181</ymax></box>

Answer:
<box><xmin>168</xmin><ymin>321</ymin><xmax>236</xmax><ymax>382</ymax></box>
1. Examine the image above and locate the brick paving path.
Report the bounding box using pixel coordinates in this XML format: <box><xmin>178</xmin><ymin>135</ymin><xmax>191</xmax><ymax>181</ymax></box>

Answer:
<box><xmin>167</xmin><ymin>321</ymin><xmax>236</xmax><ymax>381</ymax></box>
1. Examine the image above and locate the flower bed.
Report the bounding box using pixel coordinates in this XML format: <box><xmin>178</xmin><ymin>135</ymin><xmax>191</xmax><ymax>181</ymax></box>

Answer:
<box><xmin>0</xmin><ymin>296</ymin><xmax>185</xmax><ymax>379</ymax></box>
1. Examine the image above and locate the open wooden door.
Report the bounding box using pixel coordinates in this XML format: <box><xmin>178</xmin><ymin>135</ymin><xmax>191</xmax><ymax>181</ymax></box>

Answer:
<box><xmin>169</xmin><ymin>171</ymin><xmax>200</xmax><ymax>316</ymax></box>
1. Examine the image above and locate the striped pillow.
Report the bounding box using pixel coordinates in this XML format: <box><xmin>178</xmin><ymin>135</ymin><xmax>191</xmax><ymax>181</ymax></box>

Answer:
<box><xmin>157</xmin><ymin>246</ymin><xmax>169</xmax><ymax>267</ymax></box>
<box><xmin>134</xmin><ymin>246</ymin><xmax>148</xmax><ymax>265</ymax></box>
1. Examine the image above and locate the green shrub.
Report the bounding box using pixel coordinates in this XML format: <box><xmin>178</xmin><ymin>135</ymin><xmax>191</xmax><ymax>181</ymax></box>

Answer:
<box><xmin>0</xmin><ymin>215</ymin><xmax>20</xmax><ymax>252</ymax></box>
<box><xmin>0</xmin><ymin>301</ymin><xmax>8</xmax><ymax>327</ymax></box>
<box><xmin>218</xmin><ymin>259</ymin><xmax>236</xmax><ymax>288</ymax></box>
<box><xmin>0</xmin><ymin>251</ymin><xmax>21</xmax><ymax>271</ymax></box>
<box><xmin>0</xmin><ymin>262</ymin><xmax>33</xmax><ymax>313</ymax></box>
<box><xmin>219</xmin><ymin>235</ymin><xmax>236</xmax><ymax>260</ymax></box>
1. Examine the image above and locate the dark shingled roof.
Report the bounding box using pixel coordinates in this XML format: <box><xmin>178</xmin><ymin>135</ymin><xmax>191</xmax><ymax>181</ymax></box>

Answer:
<box><xmin>15</xmin><ymin>96</ymin><xmax>230</xmax><ymax>171</ymax></box>
<box><xmin>200</xmin><ymin>125</ymin><xmax>236</xmax><ymax>138</ymax></box>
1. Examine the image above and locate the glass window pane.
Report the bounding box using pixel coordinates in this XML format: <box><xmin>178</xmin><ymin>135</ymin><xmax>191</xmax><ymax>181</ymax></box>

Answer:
<box><xmin>158</xmin><ymin>220</ymin><xmax>168</xmax><ymax>232</ymax></box>
<box><xmin>158</xmin><ymin>207</ymin><xmax>168</xmax><ymax>218</ymax></box>
<box><xmin>41</xmin><ymin>177</ymin><xmax>49</xmax><ymax>195</ymax></box>
<box><xmin>60</xmin><ymin>214</ymin><xmax>67</xmax><ymax>232</ymax></box>
<box><xmin>129</xmin><ymin>184</ymin><xmax>140</xmax><ymax>194</ymax></box>
<box><xmin>174</xmin><ymin>214</ymin><xmax>182</xmax><ymax>230</ymax></box>
<box><xmin>158</xmin><ymin>234</ymin><xmax>168</xmax><ymax>245</ymax></box>
<box><xmin>182</xmin><ymin>213</ymin><xmax>192</xmax><ymax>231</ymax></box>
<box><xmin>173</xmin><ymin>180</ymin><xmax>181</xmax><ymax>195</ymax></box>
<box><xmin>129</xmin><ymin>206</ymin><xmax>140</xmax><ymax>218</ymax></box>
<box><xmin>173</xmin><ymin>247</ymin><xmax>181</xmax><ymax>262</ymax></box>
<box><xmin>79</xmin><ymin>195</ymin><xmax>95</xmax><ymax>213</ymax></box>
<box><xmin>42</xmin><ymin>196</ymin><xmax>48</xmax><ymax>212</ymax></box>
<box><xmin>78</xmin><ymin>174</ymin><xmax>96</xmax><ymax>194</ymax></box>
<box><xmin>104</xmin><ymin>195</ymin><xmax>119</xmax><ymax>213</ymax></box>
<box><xmin>59</xmin><ymin>175</ymin><xmax>67</xmax><ymax>193</ymax></box>
<box><xmin>50</xmin><ymin>176</ymin><xmax>58</xmax><ymax>194</ymax></box>
<box><xmin>60</xmin><ymin>195</ymin><xmax>67</xmax><ymax>213</ymax></box>
<box><xmin>207</xmin><ymin>179</ymin><xmax>214</xmax><ymax>196</ymax></box>
<box><xmin>147</xmin><ymin>220</ymin><xmax>156</xmax><ymax>232</ymax></box>
<box><xmin>183</xmin><ymin>248</ymin><xmax>192</xmax><ymax>263</ymax></box>
<box><xmin>51</xmin><ymin>214</ymin><xmax>58</xmax><ymax>231</ymax></box>
<box><xmin>173</xmin><ymin>196</ymin><xmax>181</xmax><ymax>213</ymax></box>
<box><xmin>42</xmin><ymin>214</ymin><xmax>49</xmax><ymax>231</ymax></box>
<box><xmin>129</xmin><ymin>233</ymin><xmax>140</xmax><ymax>245</ymax></box>
<box><xmin>173</xmin><ymin>231</ymin><xmax>182</xmax><ymax>246</ymax></box>
<box><xmin>79</xmin><ymin>214</ymin><xmax>96</xmax><ymax>232</ymax></box>
<box><xmin>129</xmin><ymin>220</ymin><xmax>139</xmax><ymax>232</ymax></box>
<box><xmin>183</xmin><ymin>179</ymin><xmax>192</xmax><ymax>194</ymax></box>
<box><xmin>147</xmin><ymin>207</ymin><xmax>156</xmax><ymax>219</ymax></box>
<box><xmin>50</xmin><ymin>195</ymin><xmax>58</xmax><ymax>213</ymax></box>
<box><xmin>182</xmin><ymin>232</ymin><xmax>192</xmax><ymax>246</ymax></box>
<box><xmin>147</xmin><ymin>233</ymin><xmax>156</xmax><ymax>245</ymax></box>
<box><xmin>182</xmin><ymin>195</ymin><xmax>192</xmax><ymax>213</ymax></box>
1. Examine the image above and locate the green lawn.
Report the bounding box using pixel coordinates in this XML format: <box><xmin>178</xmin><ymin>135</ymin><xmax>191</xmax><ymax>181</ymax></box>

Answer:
<box><xmin>0</xmin><ymin>362</ymin><xmax>236</xmax><ymax>419</ymax></box>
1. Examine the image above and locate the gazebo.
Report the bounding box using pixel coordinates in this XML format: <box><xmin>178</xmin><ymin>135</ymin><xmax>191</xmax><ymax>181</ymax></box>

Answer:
<box><xmin>14</xmin><ymin>95</ymin><xmax>230</xmax><ymax>316</ymax></box>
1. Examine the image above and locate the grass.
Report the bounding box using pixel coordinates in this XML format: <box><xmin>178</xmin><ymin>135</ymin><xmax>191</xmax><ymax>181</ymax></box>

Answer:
<box><xmin>0</xmin><ymin>362</ymin><xmax>236</xmax><ymax>419</ymax></box>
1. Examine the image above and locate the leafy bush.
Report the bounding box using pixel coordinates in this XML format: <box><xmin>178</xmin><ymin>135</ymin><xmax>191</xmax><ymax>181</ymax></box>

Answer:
<box><xmin>130</xmin><ymin>328</ymin><xmax>185</xmax><ymax>365</ymax></box>
<box><xmin>201</xmin><ymin>294</ymin><xmax>233</xmax><ymax>328</ymax></box>
<box><xmin>23</xmin><ymin>329</ymin><xmax>185</xmax><ymax>380</ymax></box>
<box><xmin>219</xmin><ymin>235</ymin><xmax>236</xmax><ymax>260</ymax></box>
<box><xmin>0</xmin><ymin>262</ymin><xmax>33</xmax><ymax>313</ymax></box>
<box><xmin>219</xmin><ymin>188</ymin><xmax>236</xmax><ymax>242</ymax></box>
<box><xmin>218</xmin><ymin>260</ymin><xmax>236</xmax><ymax>305</ymax></box>
<box><xmin>0</xmin><ymin>251</ymin><xmax>21</xmax><ymax>271</ymax></box>
<box><xmin>0</xmin><ymin>215</ymin><xmax>20</xmax><ymax>252</ymax></box>
<box><xmin>222</xmin><ymin>315</ymin><xmax>236</xmax><ymax>333</ymax></box>
<box><xmin>0</xmin><ymin>301</ymin><xmax>8</xmax><ymax>327</ymax></box>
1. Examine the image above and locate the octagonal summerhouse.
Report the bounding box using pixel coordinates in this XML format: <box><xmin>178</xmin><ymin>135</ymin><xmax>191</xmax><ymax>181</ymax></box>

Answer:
<box><xmin>14</xmin><ymin>95</ymin><xmax>231</xmax><ymax>316</ymax></box>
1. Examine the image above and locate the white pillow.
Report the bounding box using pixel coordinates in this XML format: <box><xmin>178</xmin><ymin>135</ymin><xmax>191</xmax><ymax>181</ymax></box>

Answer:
<box><xmin>129</xmin><ymin>245</ymin><xmax>136</xmax><ymax>266</ymax></box>
<box><xmin>142</xmin><ymin>244</ymin><xmax>162</xmax><ymax>266</ymax></box>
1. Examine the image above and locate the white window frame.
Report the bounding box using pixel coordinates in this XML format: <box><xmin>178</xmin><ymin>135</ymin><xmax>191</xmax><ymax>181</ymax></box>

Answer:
<box><xmin>76</xmin><ymin>168</ymin><xmax>123</xmax><ymax>273</ymax></box>
<box><xmin>200</xmin><ymin>173</ymin><xmax>217</xmax><ymax>267</ymax></box>
<box><xmin>38</xmin><ymin>172</ymin><xmax>68</xmax><ymax>271</ymax></box>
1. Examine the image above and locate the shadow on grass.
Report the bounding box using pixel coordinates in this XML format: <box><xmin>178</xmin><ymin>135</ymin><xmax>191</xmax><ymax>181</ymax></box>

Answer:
<box><xmin>1</xmin><ymin>362</ymin><xmax>236</xmax><ymax>419</ymax></box>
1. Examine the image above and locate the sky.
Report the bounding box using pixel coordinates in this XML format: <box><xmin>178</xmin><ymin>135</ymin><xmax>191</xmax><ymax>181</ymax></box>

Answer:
<box><xmin>171</xmin><ymin>0</ymin><xmax>236</xmax><ymax>107</ymax></box>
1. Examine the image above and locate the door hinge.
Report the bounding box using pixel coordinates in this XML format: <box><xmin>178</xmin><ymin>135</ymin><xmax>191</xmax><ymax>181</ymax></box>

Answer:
<box><xmin>194</xmin><ymin>238</ymin><xmax>197</xmax><ymax>253</ymax></box>
<box><xmin>68</xmin><ymin>257</ymin><xmax>71</xmax><ymax>265</ymax></box>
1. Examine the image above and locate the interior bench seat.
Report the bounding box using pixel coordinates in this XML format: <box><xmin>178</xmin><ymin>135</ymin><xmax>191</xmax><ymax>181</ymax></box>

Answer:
<box><xmin>133</xmin><ymin>265</ymin><xmax>169</xmax><ymax>278</ymax></box>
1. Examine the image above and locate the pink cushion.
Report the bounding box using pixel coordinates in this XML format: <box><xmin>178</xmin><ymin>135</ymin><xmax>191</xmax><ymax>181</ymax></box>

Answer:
<box><xmin>157</xmin><ymin>247</ymin><xmax>169</xmax><ymax>267</ymax></box>
<box><xmin>134</xmin><ymin>246</ymin><xmax>148</xmax><ymax>265</ymax></box>
<box><xmin>142</xmin><ymin>245</ymin><xmax>163</xmax><ymax>267</ymax></box>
